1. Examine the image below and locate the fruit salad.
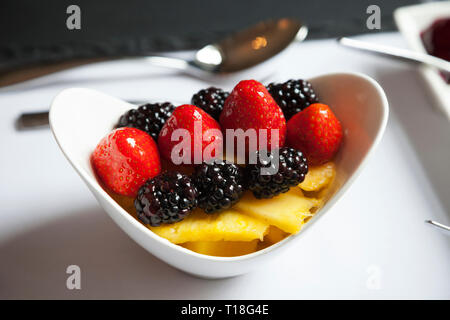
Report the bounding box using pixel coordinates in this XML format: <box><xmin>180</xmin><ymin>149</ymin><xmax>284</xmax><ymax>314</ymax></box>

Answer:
<box><xmin>91</xmin><ymin>79</ymin><xmax>343</xmax><ymax>257</ymax></box>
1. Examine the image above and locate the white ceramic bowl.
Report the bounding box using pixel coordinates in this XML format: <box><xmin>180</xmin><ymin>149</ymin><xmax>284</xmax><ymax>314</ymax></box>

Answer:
<box><xmin>49</xmin><ymin>72</ymin><xmax>388</xmax><ymax>279</ymax></box>
<box><xmin>394</xmin><ymin>1</ymin><xmax>450</xmax><ymax>120</ymax></box>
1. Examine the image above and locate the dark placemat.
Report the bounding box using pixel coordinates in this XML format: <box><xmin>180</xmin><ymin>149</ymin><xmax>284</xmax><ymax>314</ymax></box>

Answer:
<box><xmin>1</xmin><ymin>0</ymin><xmax>423</xmax><ymax>73</ymax></box>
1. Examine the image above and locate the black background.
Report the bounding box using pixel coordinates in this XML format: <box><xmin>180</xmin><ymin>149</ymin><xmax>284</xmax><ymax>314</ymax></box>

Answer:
<box><xmin>0</xmin><ymin>300</ymin><xmax>445</xmax><ymax>316</ymax></box>
<box><xmin>0</xmin><ymin>0</ymin><xmax>422</xmax><ymax>71</ymax></box>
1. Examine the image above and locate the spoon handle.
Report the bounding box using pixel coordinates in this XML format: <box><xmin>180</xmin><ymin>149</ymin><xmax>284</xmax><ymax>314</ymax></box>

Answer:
<box><xmin>0</xmin><ymin>56</ymin><xmax>192</xmax><ymax>88</ymax></box>
<box><xmin>338</xmin><ymin>37</ymin><xmax>450</xmax><ymax>73</ymax></box>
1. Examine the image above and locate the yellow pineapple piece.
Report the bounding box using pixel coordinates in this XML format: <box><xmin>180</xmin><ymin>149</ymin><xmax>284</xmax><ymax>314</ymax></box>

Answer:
<box><xmin>299</xmin><ymin>162</ymin><xmax>336</xmax><ymax>192</ymax></box>
<box><xmin>258</xmin><ymin>226</ymin><xmax>289</xmax><ymax>250</ymax></box>
<box><xmin>182</xmin><ymin>240</ymin><xmax>258</xmax><ymax>257</ymax></box>
<box><xmin>234</xmin><ymin>189</ymin><xmax>321</xmax><ymax>234</ymax></box>
<box><xmin>107</xmin><ymin>160</ymin><xmax>335</xmax><ymax>254</ymax></box>
<box><xmin>265</xmin><ymin>226</ymin><xmax>289</xmax><ymax>244</ymax></box>
<box><xmin>150</xmin><ymin>209</ymin><xmax>269</xmax><ymax>244</ymax></box>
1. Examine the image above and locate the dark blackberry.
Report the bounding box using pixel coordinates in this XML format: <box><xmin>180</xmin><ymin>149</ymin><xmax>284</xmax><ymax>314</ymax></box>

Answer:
<box><xmin>267</xmin><ymin>79</ymin><xmax>319</xmax><ymax>120</ymax></box>
<box><xmin>135</xmin><ymin>172</ymin><xmax>198</xmax><ymax>227</ymax></box>
<box><xmin>117</xmin><ymin>102</ymin><xmax>175</xmax><ymax>140</ymax></box>
<box><xmin>191</xmin><ymin>87</ymin><xmax>229</xmax><ymax>121</ymax></box>
<box><xmin>245</xmin><ymin>147</ymin><xmax>308</xmax><ymax>199</ymax></box>
<box><xmin>192</xmin><ymin>161</ymin><xmax>245</xmax><ymax>214</ymax></box>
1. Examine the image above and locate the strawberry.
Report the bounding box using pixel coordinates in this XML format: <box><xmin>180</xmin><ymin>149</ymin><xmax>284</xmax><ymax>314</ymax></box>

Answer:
<box><xmin>158</xmin><ymin>104</ymin><xmax>223</xmax><ymax>165</ymax></box>
<box><xmin>91</xmin><ymin>127</ymin><xmax>161</xmax><ymax>197</ymax></box>
<box><xmin>287</xmin><ymin>103</ymin><xmax>343</xmax><ymax>165</ymax></box>
<box><xmin>219</xmin><ymin>80</ymin><xmax>286</xmax><ymax>155</ymax></box>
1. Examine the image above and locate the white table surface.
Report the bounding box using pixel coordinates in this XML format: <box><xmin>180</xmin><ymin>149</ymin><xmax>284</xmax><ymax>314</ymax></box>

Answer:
<box><xmin>0</xmin><ymin>32</ymin><xmax>449</xmax><ymax>299</ymax></box>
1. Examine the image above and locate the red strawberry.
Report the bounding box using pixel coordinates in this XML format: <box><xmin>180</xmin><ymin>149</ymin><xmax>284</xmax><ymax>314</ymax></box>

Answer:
<box><xmin>91</xmin><ymin>127</ymin><xmax>161</xmax><ymax>197</ymax></box>
<box><xmin>158</xmin><ymin>104</ymin><xmax>223</xmax><ymax>165</ymax></box>
<box><xmin>220</xmin><ymin>80</ymin><xmax>286</xmax><ymax>155</ymax></box>
<box><xmin>287</xmin><ymin>103</ymin><xmax>343</xmax><ymax>165</ymax></box>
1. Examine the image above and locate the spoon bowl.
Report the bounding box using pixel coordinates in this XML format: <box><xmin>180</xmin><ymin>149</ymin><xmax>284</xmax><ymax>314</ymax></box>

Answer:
<box><xmin>194</xmin><ymin>18</ymin><xmax>304</xmax><ymax>73</ymax></box>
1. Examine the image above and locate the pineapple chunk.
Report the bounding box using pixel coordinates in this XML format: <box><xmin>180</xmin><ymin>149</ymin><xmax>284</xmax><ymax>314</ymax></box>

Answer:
<box><xmin>264</xmin><ymin>226</ymin><xmax>289</xmax><ymax>244</ymax></box>
<box><xmin>182</xmin><ymin>240</ymin><xmax>258</xmax><ymax>257</ymax></box>
<box><xmin>150</xmin><ymin>209</ymin><xmax>269</xmax><ymax>244</ymax></box>
<box><xmin>299</xmin><ymin>162</ymin><xmax>335</xmax><ymax>192</ymax></box>
<box><xmin>234</xmin><ymin>189</ymin><xmax>321</xmax><ymax>234</ymax></box>
<box><xmin>258</xmin><ymin>226</ymin><xmax>289</xmax><ymax>250</ymax></box>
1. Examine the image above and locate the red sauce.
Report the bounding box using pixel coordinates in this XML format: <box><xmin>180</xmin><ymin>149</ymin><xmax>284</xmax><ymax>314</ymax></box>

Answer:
<box><xmin>421</xmin><ymin>18</ymin><xmax>450</xmax><ymax>83</ymax></box>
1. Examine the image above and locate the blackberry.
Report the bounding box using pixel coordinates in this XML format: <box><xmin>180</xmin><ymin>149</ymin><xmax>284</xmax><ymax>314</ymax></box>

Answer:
<box><xmin>191</xmin><ymin>87</ymin><xmax>229</xmax><ymax>121</ymax></box>
<box><xmin>193</xmin><ymin>161</ymin><xmax>245</xmax><ymax>214</ymax></box>
<box><xmin>117</xmin><ymin>102</ymin><xmax>175</xmax><ymax>140</ymax></box>
<box><xmin>267</xmin><ymin>79</ymin><xmax>319</xmax><ymax>120</ymax></box>
<box><xmin>246</xmin><ymin>147</ymin><xmax>308</xmax><ymax>199</ymax></box>
<box><xmin>135</xmin><ymin>172</ymin><xmax>198</xmax><ymax>227</ymax></box>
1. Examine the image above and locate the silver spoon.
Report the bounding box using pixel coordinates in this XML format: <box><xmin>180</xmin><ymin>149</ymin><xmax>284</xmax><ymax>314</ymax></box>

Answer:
<box><xmin>15</xmin><ymin>18</ymin><xmax>306</xmax><ymax>129</ymax></box>
<box><xmin>338</xmin><ymin>37</ymin><xmax>450</xmax><ymax>73</ymax></box>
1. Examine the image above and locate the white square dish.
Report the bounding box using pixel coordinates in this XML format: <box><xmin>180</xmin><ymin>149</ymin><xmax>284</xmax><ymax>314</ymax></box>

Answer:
<box><xmin>49</xmin><ymin>72</ymin><xmax>388</xmax><ymax>279</ymax></box>
<box><xmin>394</xmin><ymin>1</ymin><xmax>450</xmax><ymax>120</ymax></box>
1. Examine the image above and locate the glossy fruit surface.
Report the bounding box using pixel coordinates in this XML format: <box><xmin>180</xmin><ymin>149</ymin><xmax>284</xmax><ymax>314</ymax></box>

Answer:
<box><xmin>220</xmin><ymin>80</ymin><xmax>286</xmax><ymax>155</ymax></box>
<box><xmin>287</xmin><ymin>103</ymin><xmax>342</xmax><ymax>165</ymax></box>
<box><xmin>158</xmin><ymin>104</ymin><xmax>223</xmax><ymax>165</ymax></box>
<box><xmin>91</xmin><ymin>127</ymin><xmax>161</xmax><ymax>197</ymax></box>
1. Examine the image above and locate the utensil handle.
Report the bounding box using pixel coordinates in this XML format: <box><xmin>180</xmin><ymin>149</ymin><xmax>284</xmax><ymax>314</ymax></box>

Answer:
<box><xmin>16</xmin><ymin>112</ymin><xmax>50</xmax><ymax>130</ymax></box>
<box><xmin>1</xmin><ymin>56</ymin><xmax>192</xmax><ymax>88</ymax></box>
<box><xmin>16</xmin><ymin>100</ymin><xmax>147</xmax><ymax>130</ymax></box>
<box><xmin>338</xmin><ymin>37</ymin><xmax>450</xmax><ymax>73</ymax></box>
<box><xmin>129</xmin><ymin>56</ymin><xmax>191</xmax><ymax>71</ymax></box>
<box><xmin>425</xmin><ymin>220</ymin><xmax>450</xmax><ymax>235</ymax></box>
